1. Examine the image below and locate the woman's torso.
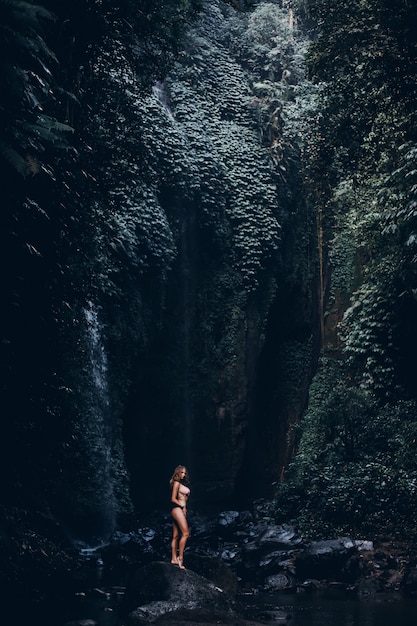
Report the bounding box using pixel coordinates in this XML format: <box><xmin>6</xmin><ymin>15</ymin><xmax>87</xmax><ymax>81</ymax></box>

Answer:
<box><xmin>178</xmin><ymin>483</ymin><xmax>190</xmax><ymax>498</ymax></box>
<box><xmin>175</xmin><ymin>481</ymin><xmax>190</xmax><ymax>506</ymax></box>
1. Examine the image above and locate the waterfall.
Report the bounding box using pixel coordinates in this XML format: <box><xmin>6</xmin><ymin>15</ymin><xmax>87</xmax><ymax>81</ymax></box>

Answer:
<box><xmin>79</xmin><ymin>300</ymin><xmax>116</xmax><ymax>542</ymax></box>
<box><xmin>152</xmin><ymin>80</ymin><xmax>175</xmax><ymax>120</ymax></box>
<box><xmin>84</xmin><ymin>300</ymin><xmax>110</xmax><ymax>401</ymax></box>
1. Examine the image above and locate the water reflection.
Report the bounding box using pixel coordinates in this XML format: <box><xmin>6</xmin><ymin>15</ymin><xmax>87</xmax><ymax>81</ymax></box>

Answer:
<box><xmin>61</xmin><ymin>588</ymin><xmax>417</xmax><ymax>626</ymax></box>
<box><xmin>244</xmin><ymin>592</ymin><xmax>417</xmax><ymax>626</ymax></box>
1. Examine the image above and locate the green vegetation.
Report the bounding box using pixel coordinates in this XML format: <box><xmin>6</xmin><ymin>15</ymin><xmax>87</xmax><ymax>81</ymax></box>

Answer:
<box><xmin>274</xmin><ymin>0</ymin><xmax>417</xmax><ymax>539</ymax></box>
<box><xmin>0</xmin><ymin>0</ymin><xmax>205</xmax><ymax>535</ymax></box>
<box><xmin>1</xmin><ymin>0</ymin><xmax>317</xmax><ymax>531</ymax></box>
<box><xmin>4</xmin><ymin>0</ymin><xmax>417</xmax><ymax>542</ymax></box>
<box><xmin>0</xmin><ymin>0</ymin><xmax>72</xmax><ymax>177</ymax></box>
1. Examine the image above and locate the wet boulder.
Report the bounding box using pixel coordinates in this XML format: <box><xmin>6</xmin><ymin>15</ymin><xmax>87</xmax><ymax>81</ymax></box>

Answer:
<box><xmin>257</xmin><ymin>524</ymin><xmax>303</xmax><ymax>551</ymax></box>
<box><xmin>239</xmin><ymin>524</ymin><xmax>302</xmax><ymax>583</ymax></box>
<box><xmin>263</xmin><ymin>572</ymin><xmax>292</xmax><ymax>591</ymax></box>
<box><xmin>123</xmin><ymin>561</ymin><xmax>238</xmax><ymax>624</ymax></box>
<box><xmin>184</xmin><ymin>553</ymin><xmax>238</xmax><ymax>594</ymax></box>
<box><xmin>218</xmin><ymin>510</ymin><xmax>241</xmax><ymax>528</ymax></box>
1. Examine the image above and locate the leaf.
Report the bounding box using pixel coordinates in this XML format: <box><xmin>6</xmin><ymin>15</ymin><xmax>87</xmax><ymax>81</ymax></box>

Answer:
<box><xmin>0</xmin><ymin>141</ymin><xmax>27</xmax><ymax>175</ymax></box>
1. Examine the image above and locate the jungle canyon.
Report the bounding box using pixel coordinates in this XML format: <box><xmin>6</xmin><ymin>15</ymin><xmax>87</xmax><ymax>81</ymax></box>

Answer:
<box><xmin>2</xmin><ymin>0</ymin><xmax>417</xmax><ymax>566</ymax></box>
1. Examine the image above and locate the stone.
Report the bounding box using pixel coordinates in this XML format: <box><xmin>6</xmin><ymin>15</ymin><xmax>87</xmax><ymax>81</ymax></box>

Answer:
<box><xmin>218</xmin><ymin>510</ymin><xmax>240</xmax><ymax>527</ymax></box>
<box><xmin>294</xmin><ymin>539</ymin><xmax>357</xmax><ymax>582</ymax></box>
<box><xmin>184</xmin><ymin>553</ymin><xmax>239</xmax><ymax>594</ymax></box>
<box><xmin>123</xmin><ymin>561</ymin><xmax>237</xmax><ymax>624</ymax></box>
<box><xmin>263</xmin><ymin>572</ymin><xmax>291</xmax><ymax>590</ymax></box>
<box><xmin>257</xmin><ymin>524</ymin><xmax>303</xmax><ymax>550</ymax></box>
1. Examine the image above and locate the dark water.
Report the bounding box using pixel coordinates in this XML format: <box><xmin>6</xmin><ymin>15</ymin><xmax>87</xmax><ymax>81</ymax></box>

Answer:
<box><xmin>49</xmin><ymin>554</ymin><xmax>417</xmax><ymax>626</ymax></box>
<box><xmin>59</xmin><ymin>587</ymin><xmax>417</xmax><ymax>626</ymax></box>
<box><xmin>243</xmin><ymin>592</ymin><xmax>417</xmax><ymax>626</ymax></box>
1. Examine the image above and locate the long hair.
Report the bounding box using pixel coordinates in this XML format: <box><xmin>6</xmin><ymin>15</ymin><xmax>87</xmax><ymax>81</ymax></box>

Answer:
<box><xmin>169</xmin><ymin>465</ymin><xmax>189</xmax><ymax>487</ymax></box>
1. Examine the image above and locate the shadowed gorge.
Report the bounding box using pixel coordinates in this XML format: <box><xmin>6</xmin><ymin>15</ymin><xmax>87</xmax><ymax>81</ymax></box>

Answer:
<box><xmin>2</xmin><ymin>3</ymin><xmax>417</xmax><ymax>621</ymax></box>
<box><xmin>1</xmin><ymin>0</ymin><xmax>318</xmax><ymax>537</ymax></box>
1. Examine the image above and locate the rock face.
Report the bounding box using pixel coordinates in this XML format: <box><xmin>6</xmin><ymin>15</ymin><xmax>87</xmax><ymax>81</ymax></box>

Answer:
<box><xmin>1</xmin><ymin>0</ymin><xmax>318</xmax><ymax>542</ymax></box>
<box><xmin>124</xmin><ymin>0</ymin><xmax>317</xmax><ymax>512</ymax></box>
<box><xmin>123</xmin><ymin>561</ymin><xmax>238</xmax><ymax>624</ymax></box>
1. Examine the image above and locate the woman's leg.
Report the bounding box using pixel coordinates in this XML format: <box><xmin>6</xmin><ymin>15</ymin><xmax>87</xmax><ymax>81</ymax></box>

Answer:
<box><xmin>171</xmin><ymin>520</ymin><xmax>179</xmax><ymax>563</ymax></box>
<box><xmin>171</xmin><ymin>508</ymin><xmax>189</xmax><ymax>568</ymax></box>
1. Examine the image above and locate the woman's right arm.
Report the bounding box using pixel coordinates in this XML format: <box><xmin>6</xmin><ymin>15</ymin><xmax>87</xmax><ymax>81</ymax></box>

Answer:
<box><xmin>171</xmin><ymin>480</ymin><xmax>181</xmax><ymax>506</ymax></box>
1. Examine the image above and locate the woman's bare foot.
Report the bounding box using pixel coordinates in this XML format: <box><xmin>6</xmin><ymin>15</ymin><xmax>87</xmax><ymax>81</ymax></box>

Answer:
<box><xmin>178</xmin><ymin>557</ymin><xmax>186</xmax><ymax>569</ymax></box>
<box><xmin>170</xmin><ymin>557</ymin><xmax>179</xmax><ymax>565</ymax></box>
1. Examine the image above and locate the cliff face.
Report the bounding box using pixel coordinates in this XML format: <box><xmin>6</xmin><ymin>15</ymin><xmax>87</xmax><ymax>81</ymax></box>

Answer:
<box><xmin>1</xmin><ymin>1</ymin><xmax>319</xmax><ymax>540</ymax></box>
<box><xmin>120</xmin><ymin>2</ymin><xmax>319</xmax><ymax>511</ymax></box>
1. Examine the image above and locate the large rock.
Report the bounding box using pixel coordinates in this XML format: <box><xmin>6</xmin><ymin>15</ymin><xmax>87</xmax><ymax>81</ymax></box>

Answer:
<box><xmin>123</xmin><ymin>561</ymin><xmax>238</xmax><ymax>624</ymax></box>
<box><xmin>184</xmin><ymin>553</ymin><xmax>239</xmax><ymax>595</ymax></box>
<box><xmin>238</xmin><ymin>523</ymin><xmax>302</xmax><ymax>585</ymax></box>
<box><xmin>256</xmin><ymin>524</ymin><xmax>303</xmax><ymax>551</ymax></box>
<box><xmin>294</xmin><ymin>538</ymin><xmax>358</xmax><ymax>581</ymax></box>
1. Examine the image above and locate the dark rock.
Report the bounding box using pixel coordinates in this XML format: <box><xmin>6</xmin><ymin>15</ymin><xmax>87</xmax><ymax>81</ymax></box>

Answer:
<box><xmin>237</xmin><ymin>524</ymin><xmax>302</xmax><ymax>585</ymax></box>
<box><xmin>263</xmin><ymin>572</ymin><xmax>292</xmax><ymax>591</ymax></box>
<box><xmin>256</xmin><ymin>525</ymin><xmax>303</xmax><ymax>551</ymax></box>
<box><xmin>403</xmin><ymin>564</ymin><xmax>417</xmax><ymax>596</ymax></box>
<box><xmin>298</xmin><ymin>578</ymin><xmax>327</xmax><ymax>593</ymax></box>
<box><xmin>295</xmin><ymin>538</ymin><xmax>357</xmax><ymax>582</ymax></box>
<box><xmin>189</xmin><ymin>514</ymin><xmax>218</xmax><ymax>540</ymax></box>
<box><xmin>218</xmin><ymin>510</ymin><xmax>240</xmax><ymax>528</ymax></box>
<box><xmin>185</xmin><ymin>553</ymin><xmax>239</xmax><ymax>594</ymax></box>
<box><xmin>355</xmin><ymin>577</ymin><xmax>384</xmax><ymax>596</ymax></box>
<box><xmin>221</xmin><ymin>544</ymin><xmax>240</xmax><ymax>562</ymax></box>
<box><xmin>259</xmin><ymin>550</ymin><xmax>288</xmax><ymax>568</ymax></box>
<box><xmin>123</xmin><ymin>561</ymin><xmax>238</xmax><ymax>624</ymax></box>
<box><xmin>242</xmin><ymin>525</ymin><xmax>299</xmax><ymax>557</ymax></box>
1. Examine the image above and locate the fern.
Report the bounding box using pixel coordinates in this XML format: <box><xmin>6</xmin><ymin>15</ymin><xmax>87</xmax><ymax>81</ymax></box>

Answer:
<box><xmin>0</xmin><ymin>0</ymin><xmax>72</xmax><ymax>175</ymax></box>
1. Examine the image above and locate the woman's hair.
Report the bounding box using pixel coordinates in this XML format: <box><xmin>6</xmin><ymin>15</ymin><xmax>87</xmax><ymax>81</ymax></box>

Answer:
<box><xmin>170</xmin><ymin>465</ymin><xmax>189</xmax><ymax>486</ymax></box>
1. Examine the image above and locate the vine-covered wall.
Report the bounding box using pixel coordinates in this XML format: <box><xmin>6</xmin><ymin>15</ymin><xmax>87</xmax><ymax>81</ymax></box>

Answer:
<box><xmin>120</xmin><ymin>1</ymin><xmax>319</xmax><ymax>509</ymax></box>
<box><xmin>1</xmin><ymin>0</ymin><xmax>319</xmax><ymax>541</ymax></box>
<box><xmin>273</xmin><ymin>0</ymin><xmax>417</xmax><ymax>541</ymax></box>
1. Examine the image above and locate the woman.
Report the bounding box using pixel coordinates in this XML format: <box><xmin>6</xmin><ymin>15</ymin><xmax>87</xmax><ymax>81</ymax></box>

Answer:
<box><xmin>170</xmin><ymin>465</ymin><xmax>190</xmax><ymax>569</ymax></box>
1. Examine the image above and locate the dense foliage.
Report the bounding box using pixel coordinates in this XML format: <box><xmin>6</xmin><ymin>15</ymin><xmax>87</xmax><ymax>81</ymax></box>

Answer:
<box><xmin>275</xmin><ymin>0</ymin><xmax>417</xmax><ymax>539</ymax></box>
<box><xmin>1</xmin><ymin>0</ymin><xmax>318</xmax><ymax>537</ymax></box>
<box><xmin>0</xmin><ymin>0</ymin><xmax>204</xmax><ymax>536</ymax></box>
<box><xmin>8</xmin><ymin>0</ymin><xmax>417</xmax><ymax>545</ymax></box>
<box><xmin>124</xmin><ymin>1</ymin><xmax>318</xmax><ymax>503</ymax></box>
